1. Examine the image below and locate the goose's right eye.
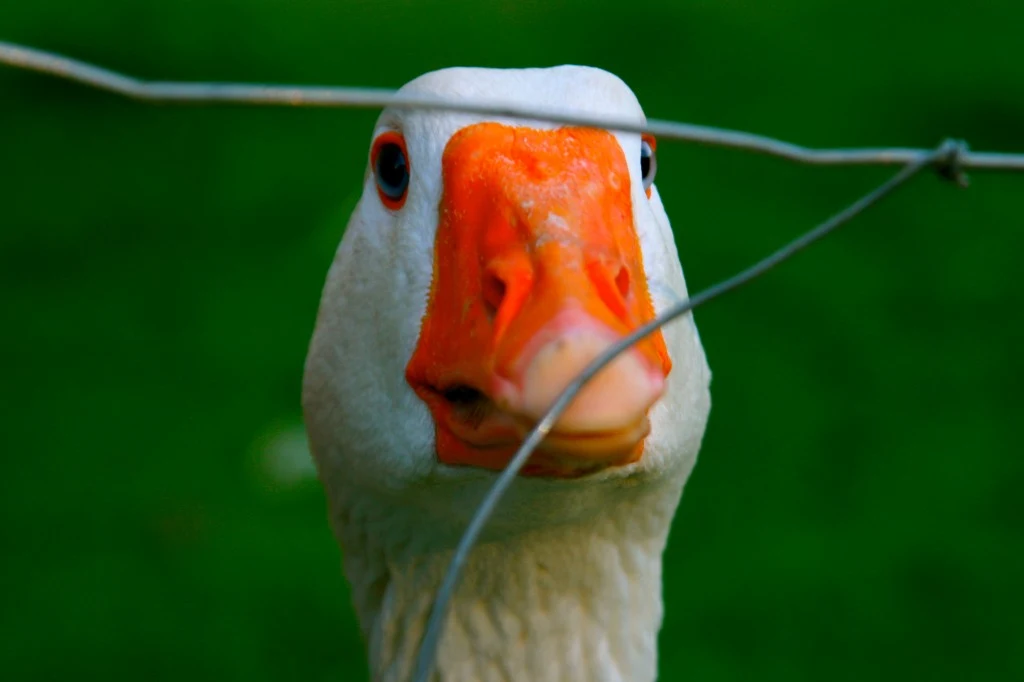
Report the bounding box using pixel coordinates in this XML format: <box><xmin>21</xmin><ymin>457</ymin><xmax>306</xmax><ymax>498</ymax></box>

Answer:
<box><xmin>372</xmin><ymin>132</ymin><xmax>410</xmax><ymax>210</ymax></box>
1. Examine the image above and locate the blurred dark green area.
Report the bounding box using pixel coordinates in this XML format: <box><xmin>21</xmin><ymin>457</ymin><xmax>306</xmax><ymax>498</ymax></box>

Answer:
<box><xmin>2</xmin><ymin>1</ymin><xmax>1022</xmax><ymax>680</ymax></box>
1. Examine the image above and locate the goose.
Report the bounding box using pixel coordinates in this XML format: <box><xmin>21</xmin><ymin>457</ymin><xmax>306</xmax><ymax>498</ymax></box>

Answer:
<box><xmin>302</xmin><ymin>65</ymin><xmax>712</xmax><ymax>682</ymax></box>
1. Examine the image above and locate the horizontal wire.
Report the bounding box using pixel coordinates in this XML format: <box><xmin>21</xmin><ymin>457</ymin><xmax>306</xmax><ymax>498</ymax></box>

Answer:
<box><xmin>3</xmin><ymin>40</ymin><xmax>1024</xmax><ymax>172</ymax></box>
<box><xmin>411</xmin><ymin>142</ymin><xmax>953</xmax><ymax>682</ymax></box>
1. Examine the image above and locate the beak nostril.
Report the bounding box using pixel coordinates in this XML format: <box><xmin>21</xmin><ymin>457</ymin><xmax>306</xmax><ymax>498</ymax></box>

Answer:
<box><xmin>615</xmin><ymin>266</ymin><xmax>630</xmax><ymax>299</ymax></box>
<box><xmin>585</xmin><ymin>259</ymin><xmax>631</xmax><ymax>321</ymax></box>
<box><xmin>483</xmin><ymin>269</ymin><xmax>507</xmax><ymax>317</ymax></box>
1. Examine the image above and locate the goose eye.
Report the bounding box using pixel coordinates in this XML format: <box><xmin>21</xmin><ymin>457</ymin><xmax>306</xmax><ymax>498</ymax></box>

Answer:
<box><xmin>371</xmin><ymin>132</ymin><xmax>410</xmax><ymax>209</ymax></box>
<box><xmin>640</xmin><ymin>135</ymin><xmax>657</xmax><ymax>195</ymax></box>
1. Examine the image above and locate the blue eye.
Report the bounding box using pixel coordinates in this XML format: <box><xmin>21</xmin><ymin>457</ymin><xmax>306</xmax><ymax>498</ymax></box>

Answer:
<box><xmin>372</xmin><ymin>132</ymin><xmax>410</xmax><ymax>209</ymax></box>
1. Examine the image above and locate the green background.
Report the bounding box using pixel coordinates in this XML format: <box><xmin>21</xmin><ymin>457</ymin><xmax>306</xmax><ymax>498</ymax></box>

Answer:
<box><xmin>2</xmin><ymin>1</ymin><xmax>1022</xmax><ymax>680</ymax></box>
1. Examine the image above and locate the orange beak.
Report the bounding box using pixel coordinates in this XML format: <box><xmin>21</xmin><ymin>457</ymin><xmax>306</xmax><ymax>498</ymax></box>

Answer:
<box><xmin>405</xmin><ymin>123</ymin><xmax>672</xmax><ymax>478</ymax></box>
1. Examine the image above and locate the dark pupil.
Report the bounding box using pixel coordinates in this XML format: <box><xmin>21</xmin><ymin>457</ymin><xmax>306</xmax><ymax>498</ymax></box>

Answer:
<box><xmin>377</xmin><ymin>143</ymin><xmax>408</xmax><ymax>196</ymax></box>
<box><xmin>640</xmin><ymin>146</ymin><xmax>652</xmax><ymax>178</ymax></box>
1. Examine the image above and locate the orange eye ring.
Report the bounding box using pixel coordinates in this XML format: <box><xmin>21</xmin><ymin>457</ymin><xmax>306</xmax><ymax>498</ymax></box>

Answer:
<box><xmin>371</xmin><ymin>131</ymin><xmax>410</xmax><ymax>210</ymax></box>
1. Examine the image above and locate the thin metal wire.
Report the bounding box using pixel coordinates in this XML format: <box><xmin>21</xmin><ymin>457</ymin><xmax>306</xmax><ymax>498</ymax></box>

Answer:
<box><xmin>409</xmin><ymin>142</ymin><xmax>956</xmax><ymax>682</ymax></box>
<box><xmin>1</xmin><ymin>38</ymin><xmax>1015</xmax><ymax>681</ymax></box>
<box><xmin>2</xmin><ymin>40</ymin><xmax>1024</xmax><ymax>171</ymax></box>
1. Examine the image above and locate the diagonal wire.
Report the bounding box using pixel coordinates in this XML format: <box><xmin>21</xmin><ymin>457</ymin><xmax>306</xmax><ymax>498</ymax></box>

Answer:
<box><xmin>410</xmin><ymin>141</ymin><xmax>958</xmax><ymax>682</ymax></box>
<box><xmin>2</xmin><ymin>40</ymin><xmax>1024</xmax><ymax>172</ymax></box>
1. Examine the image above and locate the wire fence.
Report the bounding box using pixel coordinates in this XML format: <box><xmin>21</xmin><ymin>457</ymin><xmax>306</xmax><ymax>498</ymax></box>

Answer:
<box><xmin>4</xmin><ymin>39</ymin><xmax>1023</xmax><ymax>682</ymax></box>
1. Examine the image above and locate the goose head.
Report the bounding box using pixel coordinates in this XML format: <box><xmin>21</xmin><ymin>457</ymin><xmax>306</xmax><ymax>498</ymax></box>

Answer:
<box><xmin>303</xmin><ymin>65</ymin><xmax>711</xmax><ymax>680</ymax></box>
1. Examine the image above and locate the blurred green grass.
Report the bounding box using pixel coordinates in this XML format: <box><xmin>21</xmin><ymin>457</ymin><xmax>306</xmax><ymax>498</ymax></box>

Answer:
<box><xmin>1</xmin><ymin>1</ymin><xmax>1022</xmax><ymax>680</ymax></box>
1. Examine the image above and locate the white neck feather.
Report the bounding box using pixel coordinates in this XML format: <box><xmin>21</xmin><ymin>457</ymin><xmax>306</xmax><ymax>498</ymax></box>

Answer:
<box><xmin>332</xmin><ymin>472</ymin><xmax>686</xmax><ymax>682</ymax></box>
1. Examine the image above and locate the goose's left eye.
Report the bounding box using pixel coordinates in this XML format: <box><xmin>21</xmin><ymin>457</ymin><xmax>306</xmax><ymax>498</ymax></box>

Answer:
<box><xmin>371</xmin><ymin>131</ymin><xmax>410</xmax><ymax>210</ymax></box>
<box><xmin>640</xmin><ymin>135</ymin><xmax>657</xmax><ymax>195</ymax></box>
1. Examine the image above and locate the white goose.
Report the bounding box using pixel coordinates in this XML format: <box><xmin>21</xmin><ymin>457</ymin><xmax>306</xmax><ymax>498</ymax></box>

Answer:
<box><xmin>303</xmin><ymin>65</ymin><xmax>712</xmax><ymax>682</ymax></box>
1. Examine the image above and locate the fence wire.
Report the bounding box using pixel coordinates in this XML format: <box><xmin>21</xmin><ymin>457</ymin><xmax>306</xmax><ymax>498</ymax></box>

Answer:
<box><xmin>5</xmin><ymin>40</ymin><xmax>1024</xmax><ymax>172</ymax></box>
<box><xmin>3</xmin><ymin>40</ymin><xmax>1023</xmax><ymax>682</ymax></box>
